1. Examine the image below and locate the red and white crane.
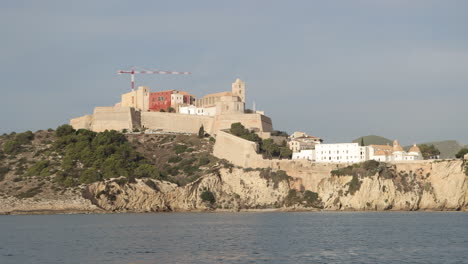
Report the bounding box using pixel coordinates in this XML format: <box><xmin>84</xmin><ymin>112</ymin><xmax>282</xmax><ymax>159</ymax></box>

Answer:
<box><xmin>117</xmin><ymin>66</ymin><xmax>191</xmax><ymax>90</ymax></box>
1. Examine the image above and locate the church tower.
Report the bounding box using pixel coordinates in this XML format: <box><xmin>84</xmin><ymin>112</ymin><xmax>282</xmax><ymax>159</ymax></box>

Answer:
<box><xmin>231</xmin><ymin>78</ymin><xmax>246</xmax><ymax>103</ymax></box>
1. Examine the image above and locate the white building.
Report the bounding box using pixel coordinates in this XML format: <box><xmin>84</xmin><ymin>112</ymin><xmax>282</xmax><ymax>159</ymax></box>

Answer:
<box><xmin>292</xmin><ymin>149</ymin><xmax>315</xmax><ymax>161</ymax></box>
<box><xmin>315</xmin><ymin>143</ymin><xmax>368</xmax><ymax>163</ymax></box>
<box><xmin>178</xmin><ymin>105</ymin><xmax>216</xmax><ymax>116</ymax></box>
<box><xmin>369</xmin><ymin>140</ymin><xmax>423</xmax><ymax>162</ymax></box>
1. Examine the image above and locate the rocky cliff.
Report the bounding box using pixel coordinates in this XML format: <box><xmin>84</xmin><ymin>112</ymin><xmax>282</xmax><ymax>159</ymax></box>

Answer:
<box><xmin>317</xmin><ymin>160</ymin><xmax>468</xmax><ymax>211</ymax></box>
<box><xmin>82</xmin><ymin>168</ymin><xmax>292</xmax><ymax>212</ymax></box>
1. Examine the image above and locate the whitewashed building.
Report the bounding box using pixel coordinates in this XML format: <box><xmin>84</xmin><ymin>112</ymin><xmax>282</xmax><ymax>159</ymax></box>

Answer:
<box><xmin>179</xmin><ymin>105</ymin><xmax>216</xmax><ymax>116</ymax></box>
<box><xmin>315</xmin><ymin>143</ymin><xmax>368</xmax><ymax>163</ymax></box>
<box><xmin>292</xmin><ymin>149</ymin><xmax>315</xmax><ymax>161</ymax></box>
<box><xmin>368</xmin><ymin>140</ymin><xmax>423</xmax><ymax>162</ymax></box>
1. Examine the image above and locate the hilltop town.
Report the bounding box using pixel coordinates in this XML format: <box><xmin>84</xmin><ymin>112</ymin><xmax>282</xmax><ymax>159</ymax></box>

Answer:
<box><xmin>70</xmin><ymin>79</ymin><xmax>442</xmax><ymax>165</ymax></box>
<box><xmin>71</xmin><ymin>78</ymin><xmax>273</xmax><ymax>137</ymax></box>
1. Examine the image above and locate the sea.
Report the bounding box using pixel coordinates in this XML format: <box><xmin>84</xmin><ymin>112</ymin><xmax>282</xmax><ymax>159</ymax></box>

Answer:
<box><xmin>0</xmin><ymin>212</ymin><xmax>467</xmax><ymax>264</ymax></box>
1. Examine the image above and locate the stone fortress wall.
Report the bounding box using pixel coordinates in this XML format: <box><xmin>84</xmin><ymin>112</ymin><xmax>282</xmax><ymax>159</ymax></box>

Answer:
<box><xmin>70</xmin><ymin>78</ymin><xmax>273</xmax><ymax>135</ymax></box>
<box><xmin>70</xmin><ymin>106</ymin><xmax>273</xmax><ymax>135</ymax></box>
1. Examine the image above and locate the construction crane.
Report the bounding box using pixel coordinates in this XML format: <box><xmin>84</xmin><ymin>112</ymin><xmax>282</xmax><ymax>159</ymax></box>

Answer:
<box><xmin>117</xmin><ymin>66</ymin><xmax>191</xmax><ymax>90</ymax></box>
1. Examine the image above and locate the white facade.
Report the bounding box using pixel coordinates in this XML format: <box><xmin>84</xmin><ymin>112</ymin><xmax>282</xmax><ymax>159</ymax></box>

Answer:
<box><xmin>368</xmin><ymin>141</ymin><xmax>423</xmax><ymax>162</ymax></box>
<box><xmin>315</xmin><ymin>143</ymin><xmax>368</xmax><ymax>163</ymax></box>
<box><xmin>292</xmin><ymin>149</ymin><xmax>315</xmax><ymax>161</ymax></box>
<box><xmin>179</xmin><ymin>105</ymin><xmax>216</xmax><ymax>116</ymax></box>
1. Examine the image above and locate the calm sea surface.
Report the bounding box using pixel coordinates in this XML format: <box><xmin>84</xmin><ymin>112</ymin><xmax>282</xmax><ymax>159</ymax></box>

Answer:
<box><xmin>0</xmin><ymin>212</ymin><xmax>467</xmax><ymax>264</ymax></box>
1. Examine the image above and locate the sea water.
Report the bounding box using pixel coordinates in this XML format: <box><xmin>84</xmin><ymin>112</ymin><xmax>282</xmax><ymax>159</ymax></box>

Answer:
<box><xmin>0</xmin><ymin>212</ymin><xmax>467</xmax><ymax>264</ymax></box>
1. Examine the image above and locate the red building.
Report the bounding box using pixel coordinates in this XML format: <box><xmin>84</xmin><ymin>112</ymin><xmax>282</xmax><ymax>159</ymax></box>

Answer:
<box><xmin>149</xmin><ymin>90</ymin><xmax>195</xmax><ymax>112</ymax></box>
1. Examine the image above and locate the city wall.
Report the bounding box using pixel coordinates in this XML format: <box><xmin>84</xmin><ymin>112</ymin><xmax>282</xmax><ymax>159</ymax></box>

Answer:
<box><xmin>70</xmin><ymin>115</ymin><xmax>93</xmax><ymax>130</ymax></box>
<box><xmin>141</xmin><ymin>112</ymin><xmax>215</xmax><ymax>134</ymax></box>
<box><xmin>213</xmin><ymin>113</ymin><xmax>273</xmax><ymax>133</ymax></box>
<box><xmin>70</xmin><ymin>107</ymin><xmax>273</xmax><ymax>135</ymax></box>
<box><xmin>91</xmin><ymin>106</ymin><xmax>140</xmax><ymax>132</ymax></box>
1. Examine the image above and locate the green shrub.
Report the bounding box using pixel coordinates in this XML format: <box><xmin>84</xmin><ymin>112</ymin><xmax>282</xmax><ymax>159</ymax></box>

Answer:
<box><xmin>198</xmin><ymin>156</ymin><xmax>210</xmax><ymax>167</ymax></box>
<box><xmin>79</xmin><ymin>168</ymin><xmax>102</xmax><ymax>184</ymax></box>
<box><xmin>200</xmin><ymin>190</ymin><xmax>216</xmax><ymax>204</ymax></box>
<box><xmin>209</xmin><ymin>137</ymin><xmax>215</xmax><ymax>143</ymax></box>
<box><xmin>3</xmin><ymin>140</ymin><xmax>22</xmax><ymax>154</ymax></box>
<box><xmin>134</xmin><ymin>164</ymin><xmax>160</xmax><ymax>179</ymax></box>
<box><xmin>15</xmin><ymin>131</ymin><xmax>34</xmax><ymax>144</ymax></box>
<box><xmin>168</xmin><ymin>155</ymin><xmax>182</xmax><ymax>163</ymax></box>
<box><xmin>26</xmin><ymin>160</ymin><xmax>51</xmax><ymax>177</ymax></box>
<box><xmin>259</xmin><ymin>169</ymin><xmax>291</xmax><ymax>189</ymax></box>
<box><xmin>15</xmin><ymin>186</ymin><xmax>42</xmax><ymax>199</ymax></box>
<box><xmin>55</xmin><ymin>124</ymin><xmax>75</xmax><ymax>137</ymax></box>
<box><xmin>455</xmin><ymin>148</ymin><xmax>468</xmax><ymax>159</ymax></box>
<box><xmin>174</xmin><ymin>144</ymin><xmax>188</xmax><ymax>154</ymax></box>
<box><xmin>347</xmin><ymin>175</ymin><xmax>362</xmax><ymax>195</ymax></box>
<box><xmin>303</xmin><ymin>190</ymin><xmax>319</xmax><ymax>205</ymax></box>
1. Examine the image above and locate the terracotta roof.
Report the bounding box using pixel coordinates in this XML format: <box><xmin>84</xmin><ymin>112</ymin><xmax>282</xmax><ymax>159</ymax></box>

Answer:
<box><xmin>374</xmin><ymin>150</ymin><xmax>390</xmax><ymax>156</ymax></box>
<box><xmin>409</xmin><ymin>144</ymin><xmax>421</xmax><ymax>153</ymax></box>
<box><xmin>369</xmin><ymin>144</ymin><xmax>393</xmax><ymax>151</ymax></box>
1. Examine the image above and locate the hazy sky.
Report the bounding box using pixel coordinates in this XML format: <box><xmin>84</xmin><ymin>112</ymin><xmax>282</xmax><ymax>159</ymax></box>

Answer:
<box><xmin>1</xmin><ymin>0</ymin><xmax>467</xmax><ymax>145</ymax></box>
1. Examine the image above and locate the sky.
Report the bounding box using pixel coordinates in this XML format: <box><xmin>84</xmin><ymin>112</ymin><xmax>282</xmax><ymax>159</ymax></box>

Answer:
<box><xmin>0</xmin><ymin>0</ymin><xmax>467</xmax><ymax>145</ymax></box>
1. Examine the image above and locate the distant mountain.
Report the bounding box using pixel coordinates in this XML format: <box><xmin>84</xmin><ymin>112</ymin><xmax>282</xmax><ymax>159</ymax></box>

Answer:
<box><xmin>405</xmin><ymin>140</ymin><xmax>464</xmax><ymax>159</ymax></box>
<box><xmin>352</xmin><ymin>135</ymin><xmax>392</xmax><ymax>146</ymax></box>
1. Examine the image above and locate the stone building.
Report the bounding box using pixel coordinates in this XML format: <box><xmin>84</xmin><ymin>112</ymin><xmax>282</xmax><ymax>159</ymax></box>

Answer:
<box><xmin>194</xmin><ymin>78</ymin><xmax>245</xmax><ymax>115</ymax></box>
<box><xmin>121</xmin><ymin>86</ymin><xmax>150</xmax><ymax>112</ymax></box>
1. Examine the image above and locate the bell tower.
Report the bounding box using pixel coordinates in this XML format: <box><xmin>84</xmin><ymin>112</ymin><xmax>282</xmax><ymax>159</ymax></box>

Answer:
<box><xmin>231</xmin><ymin>78</ymin><xmax>246</xmax><ymax>103</ymax></box>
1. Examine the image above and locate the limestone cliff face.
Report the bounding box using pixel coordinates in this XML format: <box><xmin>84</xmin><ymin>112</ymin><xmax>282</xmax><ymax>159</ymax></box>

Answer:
<box><xmin>84</xmin><ymin>168</ymin><xmax>291</xmax><ymax>212</ymax></box>
<box><xmin>0</xmin><ymin>190</ymin><xmax>101</xmax><ymax>214</ymax></box>
<box><xmin>317</xmin><ymin>160</ymin><xmax>468</xmax><ymax>211</ymax></box>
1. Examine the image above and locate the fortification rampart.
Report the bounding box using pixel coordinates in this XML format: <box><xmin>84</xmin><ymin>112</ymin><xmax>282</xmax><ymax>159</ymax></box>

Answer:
<box><xmin>70</xmin><ymin>115</ymin><xmax>93</xmax><ymax>130</ymax></box>
<box><xmin>90</xmin><ymin>106</ymin><xmax>140</xmax><ymax>132</ymax></box>
<box><xmin>71</xmin><ymin>106</ymin><xmax>273</xmax><ymax>136</ymax></box>
<box><xmin>213</xmin><ymin>113</ymin><xmax>273</xmax><ymax>133</ymax></box>
<box><xmin>141</xmin><ymin>112</ymin><xmax>215</xmax><ymax>134</ymax></box>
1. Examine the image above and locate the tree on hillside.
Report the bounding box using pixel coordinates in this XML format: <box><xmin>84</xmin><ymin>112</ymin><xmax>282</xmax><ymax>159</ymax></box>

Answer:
<box><xmin>55</xmin><ymin>124</ymin><xmax>75</xmax><ymax>137</ymax></box>
<box><xmin>230</xmin><ymin>122</ymin><xmax>247</xmax><ymax>137</ymax></box>
<box><xmin>360</xmin><ymin>138</ymin><xmax>365</xmax><ymax>146</ymax></box>
<box><xmin>198</xmin><ymin>125</ymin><xmax>205</xmax><ymax>138</ymax></box>
<box><xmin>279</xmin><ymin>147</ymin><xmax>293</xmax><ymax>159</ymax></box>
<box><xmin>418</xmin><ymin>144</ymin><xmax>441</xmax><ymax>159</ymax></box>
<box><xmin>455</xmin><ymin>148</ymin><xmax>468</xmax><ymax>159</ymax></box>
<box><xmin>261</xmin><ymin>138</ymin><xmax>280</xmax><ymax>158</ymax></box>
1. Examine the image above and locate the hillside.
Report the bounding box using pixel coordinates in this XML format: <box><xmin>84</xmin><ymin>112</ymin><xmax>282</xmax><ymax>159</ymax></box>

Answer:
<box><xmin>352</xmin><ymin>135</ymin><xmax>392</xmax><ymax>146</ymax></box>
<box><xmin>0</xmin><ymin>126</ymin><xmax>223</xmax><ymax>205</ymax></box>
